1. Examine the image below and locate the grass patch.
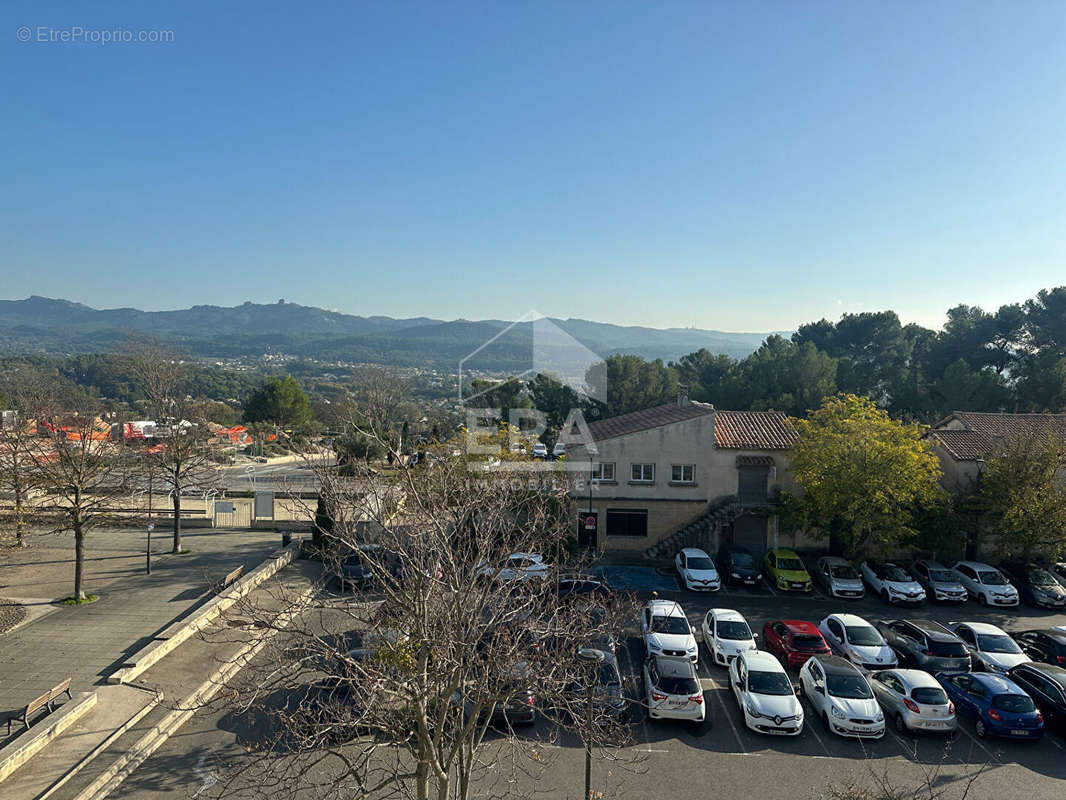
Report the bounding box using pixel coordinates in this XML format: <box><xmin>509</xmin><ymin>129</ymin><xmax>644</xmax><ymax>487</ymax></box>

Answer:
<box><xmin>57</xmin><ymin>594</ymin><xmax>99</xmax><ymax>606</ymax></box>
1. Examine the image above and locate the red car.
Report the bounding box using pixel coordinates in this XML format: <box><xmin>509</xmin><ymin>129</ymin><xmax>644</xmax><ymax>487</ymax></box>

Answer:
<box><xmin>762</xmin><ymin>619</ymin><xmax>831</xmax><ymax>669</ymax></box>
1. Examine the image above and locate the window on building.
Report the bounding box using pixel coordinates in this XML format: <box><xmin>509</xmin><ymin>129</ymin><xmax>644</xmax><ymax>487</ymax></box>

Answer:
<box><xmin>592</xmin><ymin>462</ymin><xmax>615</xmax><ymax>481</ymax></box>
<box><xmin>671</xmin><ymin>464</ymin><xmax>695</xmax><ymax>483</ymax></box>
<box><xmin>737</xmin><ymin>466</ymin><xmax>769</xmax><ymax>504</ymax></box>
<box><xmin>606</xmin><ymin>508</ymin><xmax>648</xmax><ymax>537</ymax></box>
<box><xmin>630</xmin><ymin>463</ymin><xmax>655</xmax><ymax>483</ymax></box>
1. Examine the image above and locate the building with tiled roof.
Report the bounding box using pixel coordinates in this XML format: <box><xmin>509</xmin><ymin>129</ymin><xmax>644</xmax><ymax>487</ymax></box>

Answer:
<box><xmin>924</xmin><ymin>411</ymin><xmax>1066</xmax><ymax>491</ymax></box>
<box><xmin>573</xmin><ymin>399</ymin><xmax>799</xmax><ymax>555</ymax></box>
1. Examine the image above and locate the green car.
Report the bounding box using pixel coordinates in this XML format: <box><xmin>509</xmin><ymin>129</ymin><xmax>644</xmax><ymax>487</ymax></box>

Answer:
<box><xmin>764</xmin><ymin>548</ymin><xmax>812</xmax><ymax>592</ymax></box>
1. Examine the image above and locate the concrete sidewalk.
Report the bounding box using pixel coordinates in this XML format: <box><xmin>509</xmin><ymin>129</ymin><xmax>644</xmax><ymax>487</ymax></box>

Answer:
<box><xmin>0</xmin><ymin>529</ymin><xmax>284</xmax><ymax>743</ymax></box>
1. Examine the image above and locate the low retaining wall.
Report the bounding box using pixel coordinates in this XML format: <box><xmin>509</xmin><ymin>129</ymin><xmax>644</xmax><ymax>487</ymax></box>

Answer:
<box><xmin>108</xmin><ymin>542</ymin><xmax>297</xmax><ymax>685</ymax></box>
<box><xmin>0</xmin><ymin>692</ymin><xmax>97</xmax><ymax>784</ymax></box>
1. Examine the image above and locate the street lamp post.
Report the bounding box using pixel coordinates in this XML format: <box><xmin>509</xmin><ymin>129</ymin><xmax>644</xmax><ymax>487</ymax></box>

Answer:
<box><xmin>577</xmin><ymin>648</ymin><xmax>605</xmax><ymax>800</ymax></box>
<box><xmin>146</xmin><ymin>523</ymin><xmax>154</xmax><ymax>575</ymax></box>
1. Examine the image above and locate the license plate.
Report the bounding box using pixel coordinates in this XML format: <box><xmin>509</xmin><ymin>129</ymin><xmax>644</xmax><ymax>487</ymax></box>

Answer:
<box><xmin>1010</xmin><ymin>729</ymin><xmax>1029</xmax><ymax>736</ymax></box>
<box><xmin>666</xmin><ymin>700</ymin><xmax>685</xmax><ymax>708</ymax></box>
<box><xmin>924</xmin><ymin>720</ymin><xmax>947</xmax><ymax>728</ymax></box>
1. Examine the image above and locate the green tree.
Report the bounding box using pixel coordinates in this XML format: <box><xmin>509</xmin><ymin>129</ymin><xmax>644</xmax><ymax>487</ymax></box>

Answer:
<box><xmin>603</xmin><ymin>354</ymin><xmax>679</xmax><ymax>416</ymax></box>
<box><xmin>726</xmin><ymin>335</ymin><xmax>837</xmax><ymax>416</ymax></box>
<box><xmin>243</xmin><ymin>376</ymin><xmax>312</xmax><ymax>428</ymax></box>
<box><xmin>670</xmin><ymin>349</ymin><xmax>736</xmax><ymax>404</ymax></box>
<box><xmin>784</xmin><ymin>394</ymin><xmax>944</xmax><ymax>559</ymax></box>
<box><xmin>979</xmin><ymin>432</ymin><xmax>1066</xmax><ymax>560</ymax></box>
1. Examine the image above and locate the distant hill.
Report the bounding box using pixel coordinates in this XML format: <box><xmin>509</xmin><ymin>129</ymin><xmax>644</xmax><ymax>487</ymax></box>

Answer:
<box><xmin>0</xmin><ymin>297</ymin><xmax>784</xmax><ymax>369</ymax></box>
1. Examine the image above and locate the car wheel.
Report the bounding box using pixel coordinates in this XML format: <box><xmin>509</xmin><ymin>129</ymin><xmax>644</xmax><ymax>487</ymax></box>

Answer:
<box><xmin>975</xmin><ymin>718</ymin><xmax>988</xmax><ymax>738</ymax></box>
<box><xmin>881</xmin><ymin>589</ymin><xmax>890</xmax><ymax>604</ymax></box>
<box><xmin>894</xmin><ymin>713</ymin><xmax>907</xmax><ymax>734</ymax></box>
<box><xmin>822</xmin><ymin>711</ymin><xmax>831</xmax><ymax>731</ymax></box>
<box><xmin>978</xmin><ymin>593</ymin><xmax>988</xmax><ymax>606</ymax></box>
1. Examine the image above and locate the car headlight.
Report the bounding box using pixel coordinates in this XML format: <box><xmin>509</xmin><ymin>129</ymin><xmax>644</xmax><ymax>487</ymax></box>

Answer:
<box><xmin>874</xmin><ymin>710</ymin><xmax>884</xmax><ymax>722</ymax></box>
<box><xmin>731</xmin><ymin>572</ymin><xmax>741</xmax><ymax>579</ymax></box>
<box><xmin>647</xmin><ymin>642</ymin><xmax>661</xmax><ymax>653</ymax></box>
<box><xmin>831</xmin><ymin>705</ymin><xmax>846</xmax><ymax>720</ymax></box>
<box><xmin>745</xmin><ymin>701</ymin><xmax>760</xmax><ymax>718</ymax></box>
<box><xmin>778</xmin><ymin>577</ymin><xmax>787</xmax><ymax>586</ymax></box>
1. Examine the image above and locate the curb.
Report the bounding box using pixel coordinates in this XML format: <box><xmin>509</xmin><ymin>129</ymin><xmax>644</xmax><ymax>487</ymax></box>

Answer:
<box><xmin>75</xmin><ymin>587</ymin><xmax>313</xmax><ymax>800</ymax></box>
<box><xmin>0</xmin><ymin>693</ymin><xmax>97</xmax><ymax>784</ymax></box>
<box><xmin>108</xmin><ymin>542</ymin><xmax>297</xmax><ymax>685</ymax></box>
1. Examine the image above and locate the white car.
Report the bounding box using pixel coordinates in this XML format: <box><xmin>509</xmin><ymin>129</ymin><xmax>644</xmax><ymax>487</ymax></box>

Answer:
<box><xmin>729</xmin><ymin>650</ymin><xmax>803</xmax><ymax>735</ymax></box>
<box><xmin>552</xmin><ymin>442</ymin><xmax>567</xmax><ymax>458</ymax></box>
<box><xmin>799</xmin><ymin>655</ymin><xmax>885</xmax><ymax>739</ymax></box>
<box><xmin>818</xmin><ymin>613</ymin><xmax>897</xmax><ymax>671</ymax></box>
<box><xmin>949</xmin><ymin>622</ymin><xmax>1030</xmax><ymax>674</ymax></box>
<box><xmin>951</xmin><ymin>561</ymin><xmax>1019</xmax><ymax>607</ymax></box>
<box><xmin>701</xmin><ymin>608</ymin><xmax>758</xmax><ymax>667</ymax></box>
<box><xmin>641</xmin><ymin>599</ymin><xmax>698</xmax><ymax>663</ymax></box>
<box><xmin>531</xmin><ymin>442</ymin><xmax>548</xmax><ymax>458</ymax></box>
<box><xmin>867</xmin><ymin>668</ymin><xmax>957</xmax><ymax>735</ymax></box>
<box><xmin>475</xmin><ymin>553</ymin><xmax>549</xmax><ymax>583</ymax></box>
<box><xmin>860</xmin><ymin>561</ymin><xmax>926</xmax><ymax>605</ymax></box>
<box><xmin>642</xmin><ymin>654</ymin><xmax>705</xmax><ymax>724</ymax></box>
<box><xmin>815</xmin><ymin>556</ymin><xmax>865</xmax><ymax>599</ymax></box>
<box><xmin>675</xmin><ymin>548</ymin><xmax>721</xmax><ymax>592</ymax></box>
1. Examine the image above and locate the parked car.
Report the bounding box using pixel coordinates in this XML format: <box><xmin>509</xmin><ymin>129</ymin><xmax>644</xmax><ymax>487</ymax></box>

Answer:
<box><xmin>999</xmin><ymin>561</ymin><xmax>1066</xmax><ymax>609</ymax></box>
<box><xmin>335</xmin><ymin>545</ymin><xmax>399</xmax><ymax>592</ymax></box>
<box><xmin>642</xmin><ymin>654</ymin><xmax>705</xmax><ymax>725</ymax></box>
<box><xmin>531</xmin><ymin>442</ymin><xmax>548</xmax><ymax>458</ymax></box>
<box><xmin>560</xmin><ymin>648</ymin><xmax>627</xmax><ymax>723</ymax></box>
<box><xmin>1007</xmin><ymin>662</ymin><xmax>1066</xmax><ymax>730</ymax></box>
<box><xmin>701</xmin><ymin>608</ymin><xmax>758</xmax><ymax>667</ymax></box>
<box><xmin>936</xmin><ymin>672</ymin><xmax>1043</xmax><ymax>739</ymax></box>
<box><xmin>717</xmin><ymin>543</ymin><xmax>762</xmax><ymax>587</ymax></box>
<box><xmin>868</xmin><ymin>668</ymin><xmax>957</xmax><ymax>735</ymax></box>
<box><xmin>799</xmin><ymin>655</ymin><xmax>885</xmax><ymax>739</ymax></box>
<box><xmin>951</xmin><ymin>561</ymin><xmax>1019</xmax><ymax>607</ymax></box>
<box><xmin>552</xmin><ymin>442</ymin><xmax>567</xmax><ymax>459</ymax></box>
<box><xmin>1053</xmin><ymin>562</ymin><xmax>1066</xmax><ymax>588</ymax></box>
<box><xmin>557</xmin><ymin>577</ymin><xmax>614</xmax><ymax>602</ymax></box>
<box><xmin>818</xmin><ymin>613</ymin><xmax>898</xmax><ymax>671</ymax></box>
<box><xmin>911</xmin><ymin>559</ymin><xmax>968</xmax><ymax>603</ymax></box>
<box><xmin>814</xmin><ymin>556</ymin><xmax>864</xmax><ymax>599</ymax></box>
<box><xmin>860</xmin><ymin>560</ymin><xmax>926</xmax><ymax>605</ymax></box>
<box><xmin>1014</xmin><ymin>629</ymin><xmax>1066</xmax><ymax>667</ymax></box>
<box><xmin>764</xmin><ymin>548</ymin><xmax>812</xmax><ymax>593</ymax></box>
<box><xmin>762</xmin><ymin>619</ymin><xmax>831</xmax><ymax>670</ymax></box>
<box><xmin>729</xmin><ymin>650</ymin><xmax>803</xmax><ymax>735</ymax></box>
<box><xmin>875</xmin><ymin>619</ymin><xmax>971</xmax><ymax>673</ymax></box>
<box><xmin>640</xmin><ymin>599</ymin><xmax>698</xmax><ymax>662</ymax></box>
<box><xmin>675</xmin><ymin>547</ymin><xmax>721</xmax><ymax>592</ymax></box>
<box><xmin>475</xmin><ymin>552</ymin><xmax>549</xmax><ymax>583</ymax></box>
<box><xmin>949</xmin><ymin>622</ymin><xmax>1030</xmax><ymax>674</ymax></box>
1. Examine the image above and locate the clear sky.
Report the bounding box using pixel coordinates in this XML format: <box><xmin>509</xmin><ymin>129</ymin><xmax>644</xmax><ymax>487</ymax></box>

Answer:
<box><xmin>3</xmin><ymin>1</ymin><xmax>1064</xmax><ymax>332</ymax></box>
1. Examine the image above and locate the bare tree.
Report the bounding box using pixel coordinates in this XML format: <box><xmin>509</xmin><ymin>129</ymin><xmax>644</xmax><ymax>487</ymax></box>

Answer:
<box><xmin>208</xmin><ymin>443</ymin><xmax>638</xmax><ymax>800</ymax></box>
<box><xmin>127</xmin><ymin>341</ymin><xmax>220</xmax><ymax>554</ymax></box>
<box><xmin>30</xmin><ymin>396</ymin><xmax>129</xmax><ymax>601</ymax></box>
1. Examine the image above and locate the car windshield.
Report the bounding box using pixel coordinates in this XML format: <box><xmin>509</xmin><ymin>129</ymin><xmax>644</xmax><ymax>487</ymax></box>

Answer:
<box><xmin>911</xmin><ymin>687</ymin><xmax>949</xmax><ymax>705</ymax></box>
<box><xmin>687</xmin><ymin>557</ymin><xmax>715</xmax><ymax>571</ymax></box>
<box><xmin>977</xmin><ymin>634</ymin><xmax>1021</xmax><ymax>654</ymax></box>
<box><xmin>884</xmin><ymin>566</ymin><xmax>911</xmax><ymax>582</ymax></box>
<box><xmin>792</xmin><ymin>634</ymin><xmax>826</xmax><ymax>651</ymax></box>
<box><xmin>730</xmin><ymin>551</ymin><xmax>755</xmax><ymax>567</ymax></box>
<box><xmin>657</xmin><ymin>675</ymin><xmax>699</xmax><ymax>696</ymax></box>
<box><xmin>1030</xmin><ymin>569</ymin><xmax>1057</xmax><ymax>586</ymax></box>
<box><xmin>845</xmin><ymin>625</ymin><xmax>883</xmax><ymax>646</ymax></box>
<box><xmin>748</xmin><ymin>670</ymin><xmax>793</xmax><ymax>696</ymax></box>
<box><xmin>928</xmin><ymin>639</ymin><xmax>968</xmax><ymax>658</ymax></box>
<box><xmin>599</xmin><ymin>664</ymin><xmax>620</xmax><ymax>687</ymax></box>
<box><xmin>777</xmin><ymin>557</ymin><xmax>804</xmax><ymax>571</ymax></box>
<box><xmin>651</xmin><ymin>615</ymin><xmax>690</xmax><ymax>635</ymax></box>
<box><xmin>716</xmin><ymin>621</ymin><xmax>752</xmax><ymax>640</ymax></box>
<box><xmin>978</xmin><ymin>570</ymin><xmax>1008</xmax><ymax>585</ymax></box>
<box><xmin>929</xmin><ymin>569</ymin><xmax>956</xmax><ymax>582</ymax></box>
<box><xmin>992</xmin><ymin>694</ymin><xmax>1036</xmax><ymax>713</ymax></box>
<box><xmin>827</xmin><ymin>673</ymin><xmax>873</xmax><ymax>699</ymax></box>
<box><xmin>830</xmin><ymin>564</ymin><xmax>859</xmax><ymax>579</ymax></box>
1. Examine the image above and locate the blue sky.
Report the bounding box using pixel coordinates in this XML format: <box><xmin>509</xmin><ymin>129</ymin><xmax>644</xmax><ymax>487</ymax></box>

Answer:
<box><xmin>3</xmin><ymin>1</ymin><xmax>1064</xmax><ymax>331</ymax></box>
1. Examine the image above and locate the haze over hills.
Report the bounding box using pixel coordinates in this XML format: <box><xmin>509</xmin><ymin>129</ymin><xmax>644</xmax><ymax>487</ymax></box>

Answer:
<box><xmin>0</xmin><ymin>297</ymin><xmax>784</xmax><ymax>370</ymax></box>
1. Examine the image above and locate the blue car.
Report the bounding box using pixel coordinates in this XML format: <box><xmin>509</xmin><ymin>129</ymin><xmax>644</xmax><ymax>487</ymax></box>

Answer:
<box><xmin>936</xmin><ymin>672</ymin><xmax>1044</xmax><ymax>740</ymax></box>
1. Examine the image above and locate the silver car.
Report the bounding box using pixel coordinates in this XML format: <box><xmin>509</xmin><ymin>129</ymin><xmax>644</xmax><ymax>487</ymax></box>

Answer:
<box><xmin>875</xmin><ymin>619</ymin><xmax>971</xmax><ymax>673</ymax></box>
<box><xmin>911</xmin><ymin>560</ymin><xmax>968</xmax><ymax>603</ymax></box>
<box><xmin>815</xmin><ymin>556</ymin><xmax>865</xmax><ymax>599</ymax></box>
<box><xmin>868</xmin><ymin>668</ymin><xmax>957</xmax><ymax>735</ymax></box>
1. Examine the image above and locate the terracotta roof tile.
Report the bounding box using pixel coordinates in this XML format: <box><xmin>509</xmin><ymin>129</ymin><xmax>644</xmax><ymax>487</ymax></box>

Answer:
<box><xmin>927</xmin><ymin>412</ymin><xmax>1066</xmax><ymax>461</ymax></box>
<box><xmin>586</xmin><ymin>401</ymin><xmax>714</xmax><ymax>442</ymax></box>
<box><xmin>714</xmin><ymin>410</ymin><xmax>797</xmax><ymax>450</ymax></box>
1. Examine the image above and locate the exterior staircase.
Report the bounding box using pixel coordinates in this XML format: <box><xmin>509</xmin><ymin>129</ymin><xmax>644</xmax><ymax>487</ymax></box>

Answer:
<box><xmin>642</xmin><ymin>496</ymin><xmax>744</xmax><ymax>561</ymax></box>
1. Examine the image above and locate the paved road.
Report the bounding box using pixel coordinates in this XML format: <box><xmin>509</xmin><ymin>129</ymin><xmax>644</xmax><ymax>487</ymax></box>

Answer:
<box><xmin>104</xmin><ymin>571</ymin><xmax>1066</xmax><ymax>800</ymax></box>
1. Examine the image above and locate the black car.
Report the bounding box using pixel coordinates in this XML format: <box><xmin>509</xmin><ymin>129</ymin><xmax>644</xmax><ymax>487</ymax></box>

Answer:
<box><xmin>336</xmin><ymin>545</ymin><xmax>400</xmax><ymax>592</ymax></box>
<box><xmin>1015</xmin><ymin>629</ymin><xmax>1066</xmax><ymax>667</ymax></box>
<box><xmin>557</xmin><ymin>577</ymin><xmax>615</xmax><ymax>602</ymax></box>
<box><xmin>1007</xmin><ymin>662</ymin><xmax>1066</xmax><ymax>729</ymax></box>
<box><xmin>875</xmin><ymin>619</ymin><xmax>971</xmax><ymax>673</ymax></box>
<box><xmin>717</xmin><ymin>544</ymin><xmax>762</xmax><ymax>587</ymax></box>
<box><xmin>999</xmin><ymin>561</ymin><xmax>1066</xmax><ymax>609</ymax></box>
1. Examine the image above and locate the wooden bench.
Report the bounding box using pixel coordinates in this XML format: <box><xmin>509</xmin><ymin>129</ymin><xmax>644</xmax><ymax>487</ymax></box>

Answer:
<box><xmin>212</xmin><ymin>565</ymin><xmax>244</xmax><ymax>594</ymax></box>
<box><xmin>6</xmin><ymin>678</ymin><xmax>72</xmax><ymax>735</ymax></box>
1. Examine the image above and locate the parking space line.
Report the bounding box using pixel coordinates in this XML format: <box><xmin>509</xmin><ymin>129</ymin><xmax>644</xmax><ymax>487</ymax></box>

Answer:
<box><xmin>953</xmin><ymin>722</ymin><xmax>999</xmax><ymax>763</ymax></box>
<box><xmin>1045</xmin><ymin>733</ymin><xmax>1065</xmax><ymax>752</ymax></box>
<box><xmin>616</xmin><ymin>639</ymin><xmax>654</xmax><ymax>747</ymax></box>
<box><xmin>799</xmin><ymin>698</ymin><xmax>832</xmax><ymax>756</ymax></box>
<box><xmin>697</xmin><ymin>658</ymin><xmax>747</xmax><ymax>754</ymax></box>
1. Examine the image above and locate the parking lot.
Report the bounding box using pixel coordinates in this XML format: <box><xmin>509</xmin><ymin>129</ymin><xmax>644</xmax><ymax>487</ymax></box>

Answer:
<box><xmin>103</xmin><ymin>563</ymin><xmax>1066</xmax><ymax>800</ymax></box>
